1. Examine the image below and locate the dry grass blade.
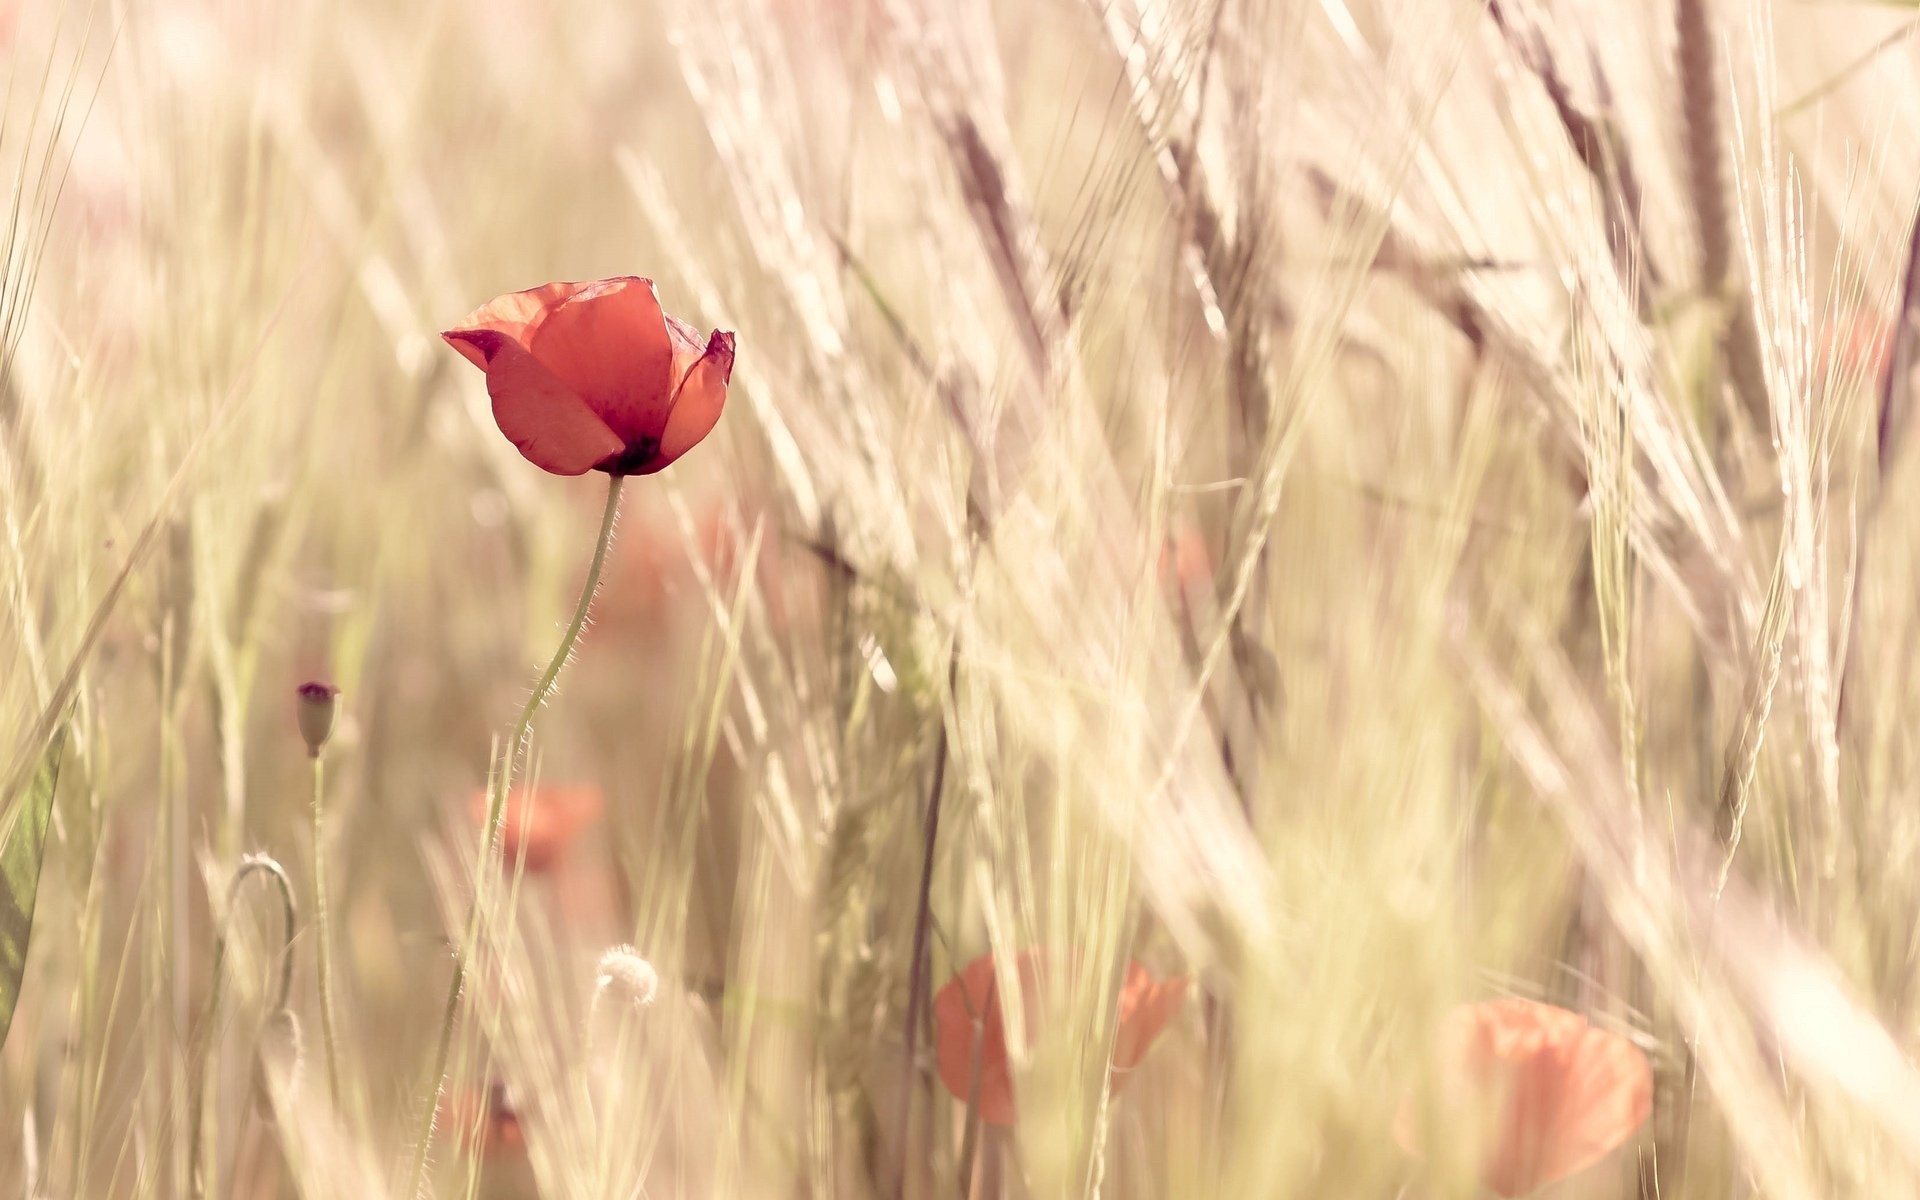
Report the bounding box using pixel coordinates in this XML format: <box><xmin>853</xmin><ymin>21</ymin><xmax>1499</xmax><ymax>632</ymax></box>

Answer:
<box><xmin>1713</xmin><ymin>554</ymin><xmax>1789</xmax><ymax>893</ymax></box>
<box><xmin>1</xmin><ymin>285</ymin><xmax>292</xmax><ymax>811</ymax></box>
<box><xmin>0</xmin><ymin>724</ymin><xmax>64</xmax><ymax>1050</ymax></box>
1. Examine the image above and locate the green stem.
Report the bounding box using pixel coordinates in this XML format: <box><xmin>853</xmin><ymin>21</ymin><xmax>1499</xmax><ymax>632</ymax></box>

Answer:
<box><xmin>403</xmin><ymin>473</ymin><xmax>625</xmax><ymax>1197</ymax></box>
<box><xmin>311</xmin><ymin>754</ymin><xmax>344</xmax><ymax>1109</ymax></box>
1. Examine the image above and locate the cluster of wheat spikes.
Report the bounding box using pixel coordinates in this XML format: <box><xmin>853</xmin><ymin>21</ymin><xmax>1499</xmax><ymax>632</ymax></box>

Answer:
<box><xmin>4</xmin><ymin>0</ymin><xmax>1920</xmax><ymax>1196</ymax></box>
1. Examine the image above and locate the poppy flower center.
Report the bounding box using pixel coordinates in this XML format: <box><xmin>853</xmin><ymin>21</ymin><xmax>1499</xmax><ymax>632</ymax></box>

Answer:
<box><xmin>596</xmin><ymin>436</ymin><xmax>662</xmax><ymax>476</ymax></box>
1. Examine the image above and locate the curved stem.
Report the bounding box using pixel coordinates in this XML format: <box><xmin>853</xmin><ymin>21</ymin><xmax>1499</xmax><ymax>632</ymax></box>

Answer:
<box><xmin>404</xmin><ymin>473</ymin><xmax>625</xmax><ymax>1197</ymax></box>
<box><xmin>311</xmin><ymin>754</ymin><xmax>344</xmax><ymax>1109</ymax></box>
<box><xmin>190</xmin><ymin>854</ymin><xmax>297</xmax><ymax>1200</ymax></box>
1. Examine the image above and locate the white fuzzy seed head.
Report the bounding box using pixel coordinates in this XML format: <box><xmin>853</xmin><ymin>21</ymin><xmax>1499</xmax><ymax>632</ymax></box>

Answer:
<box><xmin>594</xmin><ymin>945</ymin><xmax>659</xmax><ymax>1010</ymax></box>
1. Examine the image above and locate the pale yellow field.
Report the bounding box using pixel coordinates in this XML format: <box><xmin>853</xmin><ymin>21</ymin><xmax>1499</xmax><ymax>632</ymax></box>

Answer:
<box><xmin>5</xmin><ymin>0</ymin><xmax>1920</xmax><ymax>1197</ymax></box>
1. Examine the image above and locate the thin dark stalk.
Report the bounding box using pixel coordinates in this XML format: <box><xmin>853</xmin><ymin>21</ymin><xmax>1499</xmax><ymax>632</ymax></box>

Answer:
<box><xmin>896</xmin><ymin>642</ymin><xmax>959</xmax><ymax>1200</ymax></box>
<box><xmin>1874</xmin><ymin>205</ymin><xmax>1920</xmax><ymax>485</ymax></box>
<box><xmin>955</xmin><ymin>981</ymin><xmax>995</xmax><ymax>1199</ymax></box>
<box><xmin>1638</xmin><ymin>1041</ymin><xmax>1698</xmax><ymax>1199</ymax></box>
<box><xmin>978</xmin><ymin>1128</ymin><xmax>1004</xmax><ymax>1199</ymax></box>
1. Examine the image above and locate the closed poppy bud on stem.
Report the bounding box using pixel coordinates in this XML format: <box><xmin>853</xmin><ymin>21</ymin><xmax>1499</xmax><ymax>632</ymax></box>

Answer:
<box><xmin>295</xmin><ymin>682</ymin><xmax>339</xmax><ymax>758</ymax></box>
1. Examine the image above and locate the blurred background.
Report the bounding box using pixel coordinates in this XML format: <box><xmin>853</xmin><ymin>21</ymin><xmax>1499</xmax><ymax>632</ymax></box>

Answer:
<box><xmin>6</xmin><ymin>0</ymin><xmax>1920</xmax><ymax>1196</ymax></box>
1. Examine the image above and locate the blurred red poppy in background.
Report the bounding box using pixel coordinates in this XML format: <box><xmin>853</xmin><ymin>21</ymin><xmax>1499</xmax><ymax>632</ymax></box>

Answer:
<box><xmin>1816</xmin><ymin>307</ymin><xmax>1893</xmax><ymax>387</ymax></box>
<box><xmin>1158</xmin><ymin>526</ymin><xmax>1214</xmax><ymax>613</ymax></box>
<box><xmin>443</xmin><ymin>277</ymin><xmax>734</xmax><ymax>476</ymax></box>
<box><xmin>472</xmin><ymin>784</ymin><xmax>603</xmax><ymax>874</ymax></box>
<box><xmin>599</xmin><ymin>489</ymin><xmax>800</xmax><ymax>635</ymax></box>
<box><xmin>1395</xmin><ymin>997</ymin><xmax>1652</xmax><ymax>1197</ymax></box>
<box><xmin>932</xmin><ymin>950</ymin><xmax>1187</xmax><ymax>1126</ymax></box>
<box><xmin>444</xmin><ymin>1080</ymin><xmax>526</xmax><ymax>1161</ymax></box>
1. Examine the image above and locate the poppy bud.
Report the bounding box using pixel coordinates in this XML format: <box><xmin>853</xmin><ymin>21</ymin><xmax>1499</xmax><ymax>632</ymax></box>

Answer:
<box><xmin>295</xmin><ymin>682</ymin><xmax>339</xmax><ymax>758</ymax></box>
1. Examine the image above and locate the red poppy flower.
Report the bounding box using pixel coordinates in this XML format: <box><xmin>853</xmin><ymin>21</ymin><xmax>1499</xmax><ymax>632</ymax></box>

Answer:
<box><xmin>471</xmin><ymin>785</ymin><xmax>603</xmax><ymax>874</ymax></box>
<box><xmin>932</xmin><ymin>950</ymin><xmax>1188</xmax><ymax>1126</ymax></box>
<box><xmin>1395</xmin><ymin>998</ymin><xmax>1653</xmax><ymax>1197</ymax></box>
<box><xmin>443</xmin><ymin>277</ymin><xmax>734</xmax><ymax>476</ymax></box>
<box><xmin>443</xmin><ymin>1081</ymin><xmax>526</xmax><ymax>1160</ymax></box>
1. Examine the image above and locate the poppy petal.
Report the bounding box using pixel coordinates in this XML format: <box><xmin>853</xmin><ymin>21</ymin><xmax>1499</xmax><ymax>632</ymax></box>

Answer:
<box><xmin>444</xmin><ymin>281</ymin><xmax>590</xmax><ymax>369</ymax></box>
<box><xmin>474</xmin><ymin>785</ymin><xmax>606</xmax><ymax>873</ymax></box>
<box><xmin>665</xmin><ymin>312</ymin><xmax>711</xmax><ymax>377</ymax></box>
<box><xmin>933</xmin><ymin>953</ymin><xmax>1018</xmax><ymax>1126</ymax></box>
<box><xmin>1398</xmin><ymin>999</ymin><xmax>1652</xmax><ymax>1197</ymax></box>
<box><xmin>457</xmin><ymin>330</ymin><xmax>625</xmax><ymax>475</ymax></box>
<box><xmin>649</xmin><ymin>330</ymin><xmax>735</xmax><ymax>473</ymax></box>
<box><xmin>1531</xmin><ymin>1024</ymin><xmax>1652</xmax><ymax>1187</ymax></box>
<box><xmin>1112</xmin><ymin>968</ymin><xmax>1187</xmax><ymax>1078</ymax></box>
<box><xmin>527</xmin><ymin>277</ymin><xmax>676</xmax><ymax>445</ymax></box>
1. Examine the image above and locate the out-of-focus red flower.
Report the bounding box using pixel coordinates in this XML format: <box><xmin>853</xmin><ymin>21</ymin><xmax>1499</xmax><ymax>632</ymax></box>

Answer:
<box><xmin>932</xmin><ymin>950</ymin><xmax>1188</xmax><ymax>1127</ymax></box>
<box><xmin>472</xmin><ymin>785</ymin><xmax>603</xmax><ymax>874</ymax></box>
<box><xmin>1817</xmin><ymin>307</ymin><xmax>1893</xmax><ymax>386</ymax></box>
<box><xmin>1157</xmin><ymin>527</ymin><xmax>1213</xmax><ymax>602</ymax></box>
<box><xmin>443</xmin><ymin>277</ymin><xmax>734</xmax><ymax>476</ymax></box>
<box><xmin>444</xmin><ymin>1081</ymin><xmax>526</xmax><ymax>1160</ymax></box>
<box><xmin>1111</xmin><ymin>962</ymin><xmax>1190</xmax><ymax>1079</ymax></box>
<box><xmin>1395</xmin><ymin>997</ymin><xmax>1652</xmax><ymax>1197</ymax></box>
<box><xmin>600</xmin><ymin>490</ymin><xmax>797</xmax><ymax>634</ymax></box>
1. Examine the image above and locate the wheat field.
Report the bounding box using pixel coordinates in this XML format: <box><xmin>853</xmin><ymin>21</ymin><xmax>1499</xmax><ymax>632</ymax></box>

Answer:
<box><xmin>4</xmin><ymin>0</ymin><xmax>1920</xmax><ymax>1196</ymax></box>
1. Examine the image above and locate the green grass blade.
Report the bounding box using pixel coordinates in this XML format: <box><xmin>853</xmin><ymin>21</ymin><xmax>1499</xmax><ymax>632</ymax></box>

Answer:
<box><xmin>0</xmin><ymin>725</ymin><xmax>65</xmax><ymax>1050</ymax></box>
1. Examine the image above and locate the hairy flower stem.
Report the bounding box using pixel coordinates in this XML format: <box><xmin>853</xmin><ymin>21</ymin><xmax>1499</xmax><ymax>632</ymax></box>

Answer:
<box><xmin>404</xmin><ymin>474</ymin><xmax>625</xmax><ymax>1197</ymax></box>
<box><xmin>310</xmin><ymin>754</ymin><xmax>344</xmax><ymax>1110</ymax></box>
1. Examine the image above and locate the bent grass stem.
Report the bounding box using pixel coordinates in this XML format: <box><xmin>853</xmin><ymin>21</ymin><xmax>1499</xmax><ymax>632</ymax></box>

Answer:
<box><xmin>190</xmin><ymin>854</ymin><xmax>297</xmax><ymax>1200</ymax></box>
<box><xmin>403</xmin><ymin>473</ymin><xmax>625</xmax><ymax>1197</ymax></box>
